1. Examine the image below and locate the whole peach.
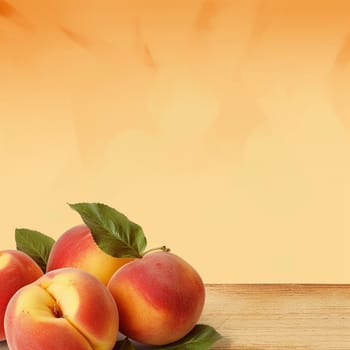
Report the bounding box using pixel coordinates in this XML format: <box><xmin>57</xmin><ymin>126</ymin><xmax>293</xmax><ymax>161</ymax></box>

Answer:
<box><xmin>46</xmin><ymin>225</ymin><xmax>133</xmax><ymax>285</ymax></box>
<box><xmin>0</xmin><ymin>250</ymin><xmax>43</xmax><ymax>341</ymax></box>
<box><xmin>5</xmin><ymin>267</ymin><xmax>119</xmax><ymax>350</ymax></box>
<box><xmin>107</xmin><ymin>251</ymin><xmax>205</xmax><ymax>345</ymax></box>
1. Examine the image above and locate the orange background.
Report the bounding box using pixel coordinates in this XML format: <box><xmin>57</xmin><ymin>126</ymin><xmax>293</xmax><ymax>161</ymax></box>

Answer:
<box><xmin>1</xmin><ymin>0</ymin><xmax>350</xmax><ymax>283</ymax></box>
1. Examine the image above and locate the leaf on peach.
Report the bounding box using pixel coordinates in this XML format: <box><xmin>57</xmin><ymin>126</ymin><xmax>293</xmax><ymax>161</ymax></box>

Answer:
<box><xmin>69</xmin><ymin>202</ymin><xmax>147</xmax><ymax>258</ymax></box>
<box><xmin>15</xmin><ymin>228</ymin><xmax>55</xmax><ymax>272</ymax></box>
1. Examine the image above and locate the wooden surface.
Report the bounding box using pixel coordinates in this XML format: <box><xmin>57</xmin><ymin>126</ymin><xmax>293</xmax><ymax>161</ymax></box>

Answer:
<box><xmin>1</xmin><ymin>284</ymin><xmax>350</xmax><ymax>349</ymax></box>
<box><xmin>200</xmin><ymin>284</ymin><xmax>350</xmax><ymax>349</ymax></box>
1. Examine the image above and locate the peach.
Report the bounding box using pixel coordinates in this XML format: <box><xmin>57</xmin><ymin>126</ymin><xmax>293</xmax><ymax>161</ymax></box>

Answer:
<box><xmin>4</xmin><ymin>268</ymin><xmax>118</xmax><ymax>350</ymax></box>
<box><xmin>107</xmin><ymin>251</ymin><xmax>205</xmax><ymax>345</ymax></box>
<box><xmin>46</xmin><ymin>225</ymin><xmax>134</xmax><ymax>285</ymax></box>
<box><xmin>0</xmin><ymin>250</ymin><xmax>43</xmax><ymax>341</ymax></box>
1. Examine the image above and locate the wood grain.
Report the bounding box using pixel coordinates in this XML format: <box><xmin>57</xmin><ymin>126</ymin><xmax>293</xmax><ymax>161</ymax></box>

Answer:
<box><xmin>200</xmin><ymin>284</ymin><xmax>350</xmax><ymax>349</ymax></box>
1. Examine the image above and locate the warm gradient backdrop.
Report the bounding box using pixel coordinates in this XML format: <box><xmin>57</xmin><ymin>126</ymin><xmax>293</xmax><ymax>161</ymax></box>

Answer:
<box><xmin>1</xmin><ymin>0</ymin><xmax>350</xmax><ymax>283</ymax></box>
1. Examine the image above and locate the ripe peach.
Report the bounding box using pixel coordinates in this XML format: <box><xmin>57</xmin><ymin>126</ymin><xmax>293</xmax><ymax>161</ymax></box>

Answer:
<box><xmin>5</xmin><ymin>268</ymin><xmax>119</xmax><ymax>350</ymax></box>
<box><xmin>0</xmin><ymin>250</ymin><xmax>43</xmax><ymax>341</ymax></box>
<box><xmin>107</xmin><ymin>251</ymin><xmax>205</xmax><ymax>345</ymax></box>
<box><xmin>46</xmin><ymin>225</ymin><xmax>134</xmax><ymax>285</ymax></box>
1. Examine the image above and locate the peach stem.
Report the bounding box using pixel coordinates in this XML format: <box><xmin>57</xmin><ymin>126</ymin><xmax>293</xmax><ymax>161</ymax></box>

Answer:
<box><xmin>141</xmin><ymin>245</ymin><xmax>170</xmax><ymax>257</ymax></box>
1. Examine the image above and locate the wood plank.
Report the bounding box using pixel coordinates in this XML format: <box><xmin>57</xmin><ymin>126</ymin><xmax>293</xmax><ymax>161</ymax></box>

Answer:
<box><xmin>200</xmin><ymin>284</ymin><xmax>350</xmax><ymax>349</ymax></box>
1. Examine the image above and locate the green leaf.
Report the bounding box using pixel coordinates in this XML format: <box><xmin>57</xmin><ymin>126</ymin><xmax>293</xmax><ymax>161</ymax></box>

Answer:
<box><xmin>15</xmin><ymin>228</ymin><xmax>55</xmax><ymax>273</ymax></box>
<box><xmin>151</xmin><ymin>324</ymin><xmax>223</xmax><ymax>350</ymax></box>
<box><xmin>113</xmin><ymin>338</ymin><xmax>136</xmax><ymax>350</ymax></box>
<box><xmin>68</xmin><ymin>202</ymin><xmax>147</xmax><ymax>258</ymax></box>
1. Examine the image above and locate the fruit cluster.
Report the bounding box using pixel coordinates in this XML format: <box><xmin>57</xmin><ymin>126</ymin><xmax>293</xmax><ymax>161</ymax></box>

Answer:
<box><xmin>0</xmin><ymin>202</ymin><xmax>221</xmax><ymax>350</ymax></box>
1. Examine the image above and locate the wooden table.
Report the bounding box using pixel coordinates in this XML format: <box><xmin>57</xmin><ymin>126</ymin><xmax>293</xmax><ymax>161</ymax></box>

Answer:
<box><xmin>1</xmin><ymin>284</ymin><xmax>349</xmax><ymax>349</ymax></box>
<box><xmin>201</xmin><ymin>284</ymin><xmax>350</xmax><ymax>349</ymax></box>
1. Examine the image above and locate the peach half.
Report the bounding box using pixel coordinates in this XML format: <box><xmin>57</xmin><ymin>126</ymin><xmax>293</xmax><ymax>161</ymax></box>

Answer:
<box><xmin>0</xmin><ymin>250</ymin><xmax>43</xmax><ymax>341</ymax></box>
<box><xmin>4</xmin><ymin>268</ymin><xmax>119</xmax><ymax>350</ymax></box>
<box><xmin>46</xmin><ymin>225</ymin><xmax>134</xmax><ymax>285</ymax></box>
